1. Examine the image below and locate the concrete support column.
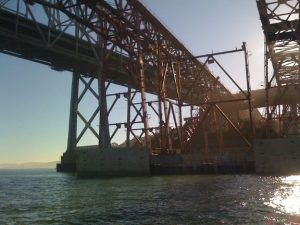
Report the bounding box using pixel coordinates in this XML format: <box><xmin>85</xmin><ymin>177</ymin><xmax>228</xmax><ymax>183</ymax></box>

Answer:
<box><xmin>67</xmin><ymin>71</ymin><xmax>79</xmax><ymax>152</ymax></box>
<box><xmin>98</xmin><ymin>38</ymin><xmax>110</xmax><ymax>149</ymax></box>
<box><xmin>98</xmin><ymin>66</ymin><xmax>111</xmax><ymax>149</ymax></box>
<box><xmin>57</xmin><ymin>71</ymin><xmax>79</xmax><ymax>172</ymax></box>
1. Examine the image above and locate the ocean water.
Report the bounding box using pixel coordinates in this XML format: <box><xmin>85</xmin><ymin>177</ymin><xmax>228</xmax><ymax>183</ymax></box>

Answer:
<box><xmin>0</xmin><ymin>169</ymin><xmax>300</xmax><ymax>225</ymax></box>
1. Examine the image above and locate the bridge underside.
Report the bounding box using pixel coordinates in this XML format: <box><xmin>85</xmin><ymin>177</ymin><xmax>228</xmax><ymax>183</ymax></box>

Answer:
<box><xmin>5</xmin><ymin>0</ymin><xmax>295</xmax><ymax>175</ymax></box>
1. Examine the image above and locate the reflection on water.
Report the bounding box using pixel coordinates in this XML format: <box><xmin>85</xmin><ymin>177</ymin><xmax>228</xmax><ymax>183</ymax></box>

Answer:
<box><xmin>267</xmin><ymin>175</ymin><xmax>300</xmax><ymax>216</ymax></box>
<box><xmin>1</xmin><ymin>169</ymin><xmax>300</xmax><ymax>224</ymax></box>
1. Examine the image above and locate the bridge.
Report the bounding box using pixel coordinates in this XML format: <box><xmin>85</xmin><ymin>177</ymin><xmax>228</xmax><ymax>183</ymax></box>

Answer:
<box><xmin>0</xmin><ymin>0</ymin><xmax>299</xmax><ymax>175</ymax></box>
<box><xmin>257</xmin><ymin>0</ymin><xmax>300</xmax><ymax>137</ymax></box>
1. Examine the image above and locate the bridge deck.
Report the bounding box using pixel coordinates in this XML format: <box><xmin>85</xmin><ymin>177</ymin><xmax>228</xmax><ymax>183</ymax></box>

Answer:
<box><xmin>0</xmin><ymin>9</ymin><xmax>128</xmax><ymax>82</ymax></box>
<box><xmin>0</xmin><ymin>8</ymin><xmax>237</xmax><ymax>108</ymax></box>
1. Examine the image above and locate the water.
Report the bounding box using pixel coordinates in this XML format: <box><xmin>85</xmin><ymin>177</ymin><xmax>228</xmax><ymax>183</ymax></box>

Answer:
<box><xmin>0</xmin><ymin>169</ymin><xmax>300</xmax><ymax>225</ymax></box>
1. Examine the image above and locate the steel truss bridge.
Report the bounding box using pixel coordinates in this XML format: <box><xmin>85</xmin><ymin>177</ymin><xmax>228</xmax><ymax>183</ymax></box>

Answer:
<box><xmin>257</xmin><ymin>0</ymin><xmax>300</xmax><ymax>137</ymax></box>
<box><xmin>0</xmin><ymin>0</ymin><xmax>299</xmax><ymax>170</ymax></box>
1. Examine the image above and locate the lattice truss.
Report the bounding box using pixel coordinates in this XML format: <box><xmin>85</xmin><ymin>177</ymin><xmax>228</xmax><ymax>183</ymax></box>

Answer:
<box><xmin>257</xmin><ymin>0</ymin><xmax>300</xmax><ymax>136</ymax></box>
<box><xmin>0</xmin><ymin>0</ymin><xmax>252</xmax><ymax>153</ymax></box>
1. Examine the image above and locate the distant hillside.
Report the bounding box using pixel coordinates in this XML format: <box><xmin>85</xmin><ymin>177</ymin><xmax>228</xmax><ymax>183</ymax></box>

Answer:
<box><xmin>0</xmin><ymin>161</ymin><xmax>58</xmax><ymax>169</ymax></box>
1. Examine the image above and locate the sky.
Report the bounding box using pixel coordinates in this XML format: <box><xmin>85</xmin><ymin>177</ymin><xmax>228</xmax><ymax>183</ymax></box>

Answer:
<box><xmin>0</xmin><ymin>0</ymin><xmax>264</xmax><ymax>164</ymax></box>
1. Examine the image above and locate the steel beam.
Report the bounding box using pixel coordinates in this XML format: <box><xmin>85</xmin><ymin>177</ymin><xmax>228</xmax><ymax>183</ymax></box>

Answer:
<box><xmin>257</xmin><ymin>0</ymin><xmax>300</xmax><ymax>137</ymax></box>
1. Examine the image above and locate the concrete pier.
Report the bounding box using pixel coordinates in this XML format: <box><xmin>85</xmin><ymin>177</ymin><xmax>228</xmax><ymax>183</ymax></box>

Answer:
<box><xmin>150</xmin><ymin>152</ymin><xmax>254</xmax><ymax>175</ymax></box>
<box><xmin>56</xmin><ymin>151</ymin><xmax>77</xmax><ymax>173</ymax></box>
<box><xmin>255</xmin><ymin>137</ymin><xmax>300</xmax><ymax>174</ymax></box>
<box><xmin>76</xmin><ymin>146</ymin><xmax>150</xmax><ymax>177</ymax></box>
<box><xmin>57</xmin><ymin>146</ymin><xmax>256</xmax><ymax>176</ymax></box>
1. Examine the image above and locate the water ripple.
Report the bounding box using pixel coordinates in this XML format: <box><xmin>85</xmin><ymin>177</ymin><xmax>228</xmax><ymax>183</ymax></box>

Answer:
<box><xmin>0</xmin><ymin>170</ymin><xmax>299</xmax><ymax>224</ymax></box>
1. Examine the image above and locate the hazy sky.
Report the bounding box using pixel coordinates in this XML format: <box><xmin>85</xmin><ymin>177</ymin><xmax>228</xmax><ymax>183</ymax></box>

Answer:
<box><xmin>0</xmin><ymin>0</ymin><xmax>264</xmax><ymax>163</ymax></box>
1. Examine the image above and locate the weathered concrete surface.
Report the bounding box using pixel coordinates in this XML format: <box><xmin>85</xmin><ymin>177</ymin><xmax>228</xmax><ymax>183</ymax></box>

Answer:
<box><xmin>76</xmin><ymin>146</ymin><xmax>150</xmax><ymax>176</ymax></box>
<box><xmin>254</xmin><ymin>138</ymin><xmax>300</xmax><ymax>174</ymax></box>
<box><xmin>56</xmin><ymin>151</ymin><xmax>76</xmax><ymax>172</ymax></box>
<box><xmin>150</xmin><ymin>148</ymin><xmax>254</xmax><ymax>175</ymax></box>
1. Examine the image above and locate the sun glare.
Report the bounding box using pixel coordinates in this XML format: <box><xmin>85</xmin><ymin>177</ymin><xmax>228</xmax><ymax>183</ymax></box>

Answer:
<box><xmin>267</xmin><ymin>176</ymin><xmax>300</xmax><ymax>215</ymax></box>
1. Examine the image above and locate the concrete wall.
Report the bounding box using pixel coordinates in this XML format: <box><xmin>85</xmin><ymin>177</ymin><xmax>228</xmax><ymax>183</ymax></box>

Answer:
<box><xmin>76</xmin><ymin>146</ymin><xmax>150</xmax><ymax>176</ymax></box>
<box><xmin>151</xmin><ymin>148</ymin><xmax>253</xmax><ymax>167</ymax></box>
<box><xmin>254</xmin><ymin>138</ymin><xmax>300</xmax><ymax>174</ymax></box>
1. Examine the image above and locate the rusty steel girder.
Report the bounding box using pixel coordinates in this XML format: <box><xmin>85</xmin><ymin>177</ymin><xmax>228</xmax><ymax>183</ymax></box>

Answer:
<box><xmin>0</xmin><ymin>0</ymin><xmax>253</xmax><ymax>155</ymax></box>
<box><xmin>29</xmin><ymin>0</ymin><xmax>232</xmax><ymax>104</ymax></box>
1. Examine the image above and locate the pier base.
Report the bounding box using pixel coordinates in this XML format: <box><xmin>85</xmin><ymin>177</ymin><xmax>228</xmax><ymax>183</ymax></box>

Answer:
<box><xmin>57</xmin><ymin>147</ymin><xmax>256</xmax><ymax>176</ymax></box>
<box><xmin>76</xmin><ymin>146</ymin><xmax>150</xmax><ymax>177</ymax></box>
<box><xmin>255</xmin><ymin>137</ymin><xmax>300</xmax><ymax>174</ymax></box>
<box><xmin>150</xmin><ymin>152</ymin><xmax>255</xmax><ymax>175</ymax></box>
<box><xmin>56</xmin><ymin>151</ymin><xmax>77</xmax><ymax>173</ymax></box>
